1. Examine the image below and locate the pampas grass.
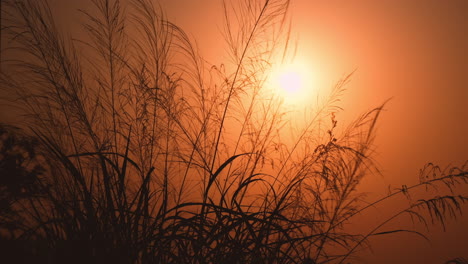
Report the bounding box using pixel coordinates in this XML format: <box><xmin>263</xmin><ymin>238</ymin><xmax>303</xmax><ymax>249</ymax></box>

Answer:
<box><xmin>1</xmin><ymin>0</ymin><xmax>467</xmax><ymax>263</ymax></box>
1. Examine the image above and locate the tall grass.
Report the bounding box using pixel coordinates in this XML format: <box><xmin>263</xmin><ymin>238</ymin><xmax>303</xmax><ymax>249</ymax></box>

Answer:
<box><xmin>1</xmin><ymin>0</ymin><xmax>467</xmax><ymax>263</ymax></box>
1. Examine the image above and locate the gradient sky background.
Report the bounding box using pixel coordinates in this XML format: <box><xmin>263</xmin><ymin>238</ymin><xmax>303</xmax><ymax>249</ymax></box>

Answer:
<box><xmin>2</xmin><ymin>0</ymin><xmax>467</xmax><ymax>263</ymax></box>
<box><xmin>160</xmin><ymin>1</ymin><xmax>468</xmax><ymax>263</ymax></box>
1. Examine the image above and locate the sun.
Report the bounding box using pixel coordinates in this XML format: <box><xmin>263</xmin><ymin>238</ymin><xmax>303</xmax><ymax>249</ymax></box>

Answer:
<box><xmin>279</xmin><ymin>70</ymin><xmax>302</xmax><ymax>94</ymax></box>
<box><xmin>268</xmin><ymin>61</ymin><xmax>314</xmax><ymax>105</ymax></box>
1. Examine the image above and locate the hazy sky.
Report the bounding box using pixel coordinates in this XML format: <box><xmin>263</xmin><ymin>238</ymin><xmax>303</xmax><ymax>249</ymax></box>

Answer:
<box><xmin>156</xmin><ymin>1</ymin><xmax>468</xmax><ymax>261</ymax></box>
<box><xmin>148</xmin><ymin>1</ymin><xmax>468</xmax><ymax>263</ymax></box>
<box><xmin>2</xmin><ymin>0</ymin><xmax>467</xmax><ymax>263</ymax></box>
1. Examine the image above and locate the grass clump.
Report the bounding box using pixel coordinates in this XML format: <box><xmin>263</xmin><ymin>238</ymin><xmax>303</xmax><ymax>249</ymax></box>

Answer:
<box><xmin>0</xmin><ymin>0</ymin><xmax>467</xmax><ymax>263</ymax></box>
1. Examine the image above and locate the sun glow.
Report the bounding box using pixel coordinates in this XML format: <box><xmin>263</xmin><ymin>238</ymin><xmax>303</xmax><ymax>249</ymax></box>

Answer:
<box><xmin>268</xmin><ymin>61</ymin><xmax>314</xmax><ymax>105</ymax></box>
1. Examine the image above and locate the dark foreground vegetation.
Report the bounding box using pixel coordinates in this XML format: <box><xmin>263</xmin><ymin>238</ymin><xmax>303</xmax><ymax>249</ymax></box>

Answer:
<box><xmin>1</xmin><ymin>0</ymin><xmax>467</xmax><ymax>263</ymax></box>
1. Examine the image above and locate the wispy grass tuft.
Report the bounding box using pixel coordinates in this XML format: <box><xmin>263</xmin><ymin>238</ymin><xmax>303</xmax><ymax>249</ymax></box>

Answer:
<box><xmin>1</xmin><ymin>0</ymin><xmax>467</xmax><ymax>263</ymax></box>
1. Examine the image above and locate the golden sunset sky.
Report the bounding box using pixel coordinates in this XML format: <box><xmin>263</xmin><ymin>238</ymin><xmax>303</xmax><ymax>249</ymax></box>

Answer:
<box><xmin>145</xmin><ymin>2</ymin><xmax>468</xmax><ymax>262</ymax></box>
<box><xmin>132</xmin><ymin>0</ymin><xmax>464</xmax><ymax>262</ymax></box>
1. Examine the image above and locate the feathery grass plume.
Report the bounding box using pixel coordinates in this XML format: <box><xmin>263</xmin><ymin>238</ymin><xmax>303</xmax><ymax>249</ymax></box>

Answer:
<box><xmin>1</xmin><ymin>0</ymin><xmax>467</xmax><ymax>263</ymax></box>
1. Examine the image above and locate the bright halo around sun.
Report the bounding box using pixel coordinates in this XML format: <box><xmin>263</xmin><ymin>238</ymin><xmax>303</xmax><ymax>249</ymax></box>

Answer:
<box><xmin>268</xmin><ymin>61</ymin><xmax>314</xmax><ymax>105</ymax></box>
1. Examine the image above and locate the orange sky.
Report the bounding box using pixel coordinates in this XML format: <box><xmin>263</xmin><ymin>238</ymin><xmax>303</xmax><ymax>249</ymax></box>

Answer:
<box><xmin>150</xmin><ymin>1</ymin><xmax>468</xmax><ymax>263</ymax></box>
<box><xmin>2</xmin><ymin>0</ymin><xmax>467</xmax><ymax>263</ymax></box>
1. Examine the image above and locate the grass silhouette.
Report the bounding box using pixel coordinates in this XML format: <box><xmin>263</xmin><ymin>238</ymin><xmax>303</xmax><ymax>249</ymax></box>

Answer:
<box><xmin>1</xmin><ymin>0</ymin><xmax>467</xmax><ymax>263</ymax></box>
